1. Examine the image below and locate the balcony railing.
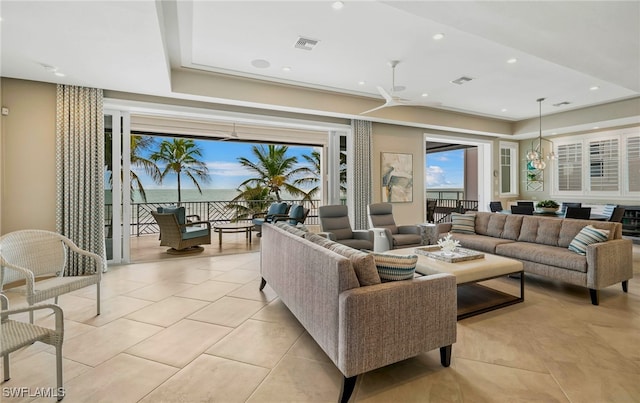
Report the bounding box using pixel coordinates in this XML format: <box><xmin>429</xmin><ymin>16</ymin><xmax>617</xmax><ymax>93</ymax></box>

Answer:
<box><xmin>428</xmin><ymin>198</ymin><xmax>479</xmax><ymax>223</ymax></box>
<box><xmin>105</xmin><ymin>199</ymin><xmax>320</xmax><ymax>236</ymax></box>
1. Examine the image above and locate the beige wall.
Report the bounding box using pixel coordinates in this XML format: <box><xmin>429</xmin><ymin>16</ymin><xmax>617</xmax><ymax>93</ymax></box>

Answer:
<box><xmin>0</xmin><ymin>78</ymin><xmax>57</xmax><ymax>234</ymax></box>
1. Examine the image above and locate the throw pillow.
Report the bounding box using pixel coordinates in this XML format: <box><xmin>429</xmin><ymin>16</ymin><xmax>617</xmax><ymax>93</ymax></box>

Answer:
<box><xmin>327</xmin><ymin>243</ymin><xmax>381</xmax><ymax>286</ymax></box>
<box><xmin>370</xmin><ymin>252</ymin><xmax>418</xmax><ymax>281</ymax></box>
<box><xmin>451</xmin><ymin>213</ymin><xmax>476</xmax><ymax>234</ymax></box>
<box><xmin>568</xmin><ymin>225</ymin><xmax>610</xmax><ymax>255</ymax></box>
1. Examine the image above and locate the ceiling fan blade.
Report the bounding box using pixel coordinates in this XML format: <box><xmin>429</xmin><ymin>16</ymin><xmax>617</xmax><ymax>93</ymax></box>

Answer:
<box><xmin>360</xmin><ymin>103</ymin><xmax>392</xmax><ymax>115</ymax></box>
<box><xmin>376</xmin><ymin>86</ymin><xmax>394</xmax><ymax>103</ymax></box>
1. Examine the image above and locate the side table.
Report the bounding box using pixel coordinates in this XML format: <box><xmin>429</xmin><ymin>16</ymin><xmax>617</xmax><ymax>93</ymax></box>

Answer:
<box><xmin>417</xmin><ymin>223</ymin><xmax>439</xmax><ymax>245</ymax></box>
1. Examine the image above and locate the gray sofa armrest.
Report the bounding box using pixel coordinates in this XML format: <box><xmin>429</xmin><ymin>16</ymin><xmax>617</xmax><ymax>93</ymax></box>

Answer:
<box><xmin>586</xmin><ymin>238</ymin><xmax>634</xmax><ymax>289</ymax></box>
<box><xmin>337</xmin><ymin>273</ymin><xmax>457</xmax><ymax>377</ymax></box>
<box><xmin>352</xmin><ymin>229</ymin><xmax>374</xmax><ymax>242</ymax></box>
<box><xmin>398</xmin><ymin>225</ymin><xmax>420</xmax><ymax>235</ymax></box>
<box><xmin>436</xmin><ymin>223</ymin><xmax>452</xmax><ymax>235</ymax></box>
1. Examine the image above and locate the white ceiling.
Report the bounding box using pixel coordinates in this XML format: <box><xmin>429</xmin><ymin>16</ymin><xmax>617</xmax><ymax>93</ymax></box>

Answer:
<box><xmin>1</xmin><ymin>1</ymin><xmax>639</xmax><ymax>124</ymax></box>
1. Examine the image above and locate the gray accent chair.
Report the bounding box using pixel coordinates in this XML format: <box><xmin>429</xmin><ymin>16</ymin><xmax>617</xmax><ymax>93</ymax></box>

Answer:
<box><xmin>318</xmin><ymin>205</ymin><xmax>374</xmax><ymax>250</ymax></box>
<box><xmin>367</xmin><ymin>202</ymin><xmax>422</xmax><ymax>250</ymax></box>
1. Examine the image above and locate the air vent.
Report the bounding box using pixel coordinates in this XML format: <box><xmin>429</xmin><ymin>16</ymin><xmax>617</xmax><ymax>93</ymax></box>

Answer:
<box><xmin>294</xmin><ymin>37</ymin><xmax>319</xmax><ymax>51</ymax></box>
<box><xmin>450</xmin><ymin>76</ymin><xmax>473</xmax><ymax>85</ymax></box>
<box><xmin>553</xmin><ymin>101</ymin><xmax>571</xmax><ymax>107</ymax></box>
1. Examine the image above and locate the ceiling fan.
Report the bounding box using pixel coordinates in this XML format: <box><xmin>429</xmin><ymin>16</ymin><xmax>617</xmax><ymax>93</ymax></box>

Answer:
<box><xmin>212</xmin><ymin>123</ymin><xmax>240</xmax><ymax>141</ymax></box>
<box><xmin>360</xmin><ymin>60</ymin><xmax>440</xmax><ymax>114</ymax></box>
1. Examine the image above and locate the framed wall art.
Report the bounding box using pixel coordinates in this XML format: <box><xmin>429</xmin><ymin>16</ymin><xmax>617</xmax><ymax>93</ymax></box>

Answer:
<box><xmin>381</xmin><ymin>152</ymin><xmax>413</xmax><ymax>202</ymax></box>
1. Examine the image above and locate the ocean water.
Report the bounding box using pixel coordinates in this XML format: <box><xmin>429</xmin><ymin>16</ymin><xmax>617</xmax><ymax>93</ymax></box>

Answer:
<box><xmin>105</xmin><ymin>188</ymin><xmax>306</xmax><ymax>204</ymax></box>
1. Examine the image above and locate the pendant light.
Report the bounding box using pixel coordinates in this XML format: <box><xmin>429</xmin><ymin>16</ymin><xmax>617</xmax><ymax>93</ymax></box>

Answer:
<box><xmin>527</xmin><ymin>97</ymin><xmax>551</xmax><ymax>170</ymax></box>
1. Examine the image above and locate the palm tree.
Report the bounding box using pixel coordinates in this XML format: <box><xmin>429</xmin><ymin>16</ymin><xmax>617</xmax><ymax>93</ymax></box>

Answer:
<box><xmin>227</xmin><ymin>184</ymin><xmax>273</xmax><ymax>221</ymax></box>
<box><xmin>150</xmin><ymin>138</ymin><xmax>210</xmax><ymax>205</ymax></box>
<box><xmin>295</xmin><ymin>149</ymin><xmax>347</xmax><ymax>200</ymax></box>
<box><xmin>237</xmin><ymin>144</ymin><xmax>308</xmax><ymax>202</ymax></box>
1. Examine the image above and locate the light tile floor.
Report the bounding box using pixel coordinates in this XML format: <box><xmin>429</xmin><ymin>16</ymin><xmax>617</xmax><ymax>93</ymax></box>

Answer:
<box><xmin>2</xmin><ymin>241</ymin><xmax>639</xmax><ymax>402</ymax></box>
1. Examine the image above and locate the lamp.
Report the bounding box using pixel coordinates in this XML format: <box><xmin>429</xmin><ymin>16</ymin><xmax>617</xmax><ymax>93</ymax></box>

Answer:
<box><xmin>526</xmin><ymin>97</ymin><xmax>555</xmax><ymax>170</ymax></box>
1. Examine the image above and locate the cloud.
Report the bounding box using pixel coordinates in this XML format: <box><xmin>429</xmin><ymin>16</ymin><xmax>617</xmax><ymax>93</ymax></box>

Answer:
<box><xmin>434</xmin><ymin>156</ymin><xmax>449</xmax><ymax>162</ymax></box>
<box><xmin>426</xmin><ymin>165</ymin><xmax>446</xmax><ymax>187</ymax></box>
<box><xmin>206</xmin><ymin>161</ymin><xmax>253</xmax><ymax>177</ymax></box>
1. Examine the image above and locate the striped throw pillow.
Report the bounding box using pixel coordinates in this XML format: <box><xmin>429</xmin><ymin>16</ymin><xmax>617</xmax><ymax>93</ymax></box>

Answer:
<box><xmin>371</xmin><ymin>252</ymin><xmax>418</xmax><ymax>281</ymax></box>
<box><xmin>451</xmin><ymin>213</ymin><xmax>476</xmax><ymax>234</ymax></box>
<box><xmin>568</xmin><ymin>225</ymin><xmax>610</xmax><ymax>255</ymax></box>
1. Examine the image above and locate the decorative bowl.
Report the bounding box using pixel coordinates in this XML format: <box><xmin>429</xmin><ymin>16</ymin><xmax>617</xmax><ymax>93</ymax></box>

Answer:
<box><xmin>537</xmin><ymin>207</ymin><xmax>559</xmax><ymax>214</ymax></box>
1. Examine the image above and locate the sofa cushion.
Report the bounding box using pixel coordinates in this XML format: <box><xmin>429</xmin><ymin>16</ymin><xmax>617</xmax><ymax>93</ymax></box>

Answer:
<box><xmin>449</xmin><ymin>233</ymin><xmax>514</xmax><ymax>254</ymax></box>
<box><xmin>496</xmin><ymin>242</ymin><xmax>588</xmax><ymax>273</ymax></box>
<box><xmin>558</xmin><ymin>219</ymin><xmax>618</xmax><ymax>247</ymax></box>
<box><xmin>304</xmin><ymin>232</ymin><xmax>337</xmax><ymax>248</ymax></box>
<box><xmin>568</xmin><ymin>225</ymin><xmax>610</xmax><ymax>256</ymax></box>
<box><xmin>451</xmin><ymin>213</ymin><xmax>476</xmax><ymax>234</ymax></box>
<box><xmin>370</xmin><ymin>252</ymin><xmax>417</xmax><ymax>281</ymax></box>
<box><xmin>502</xmin><ymin>215</ymin><xmax>524</xmax><ymax>240</ymax></box>
<box><xmin>518</xmin><ymin>216</ymin><xmax>562</xmax><ymax>246</ymax></box>
<box><xmin>473</xmin><ymin>212</ymin><xmax>492</xmax><ymax>235</ymax></box>
<box><xmin>486</xmin><ymin>214</ymin><xmax>507</xmax><ymax>238</ymax></box>
<box><xmin>327</xmin><ymin>243</ymin><xmax>381</xmax><ymax>286</ymax></box>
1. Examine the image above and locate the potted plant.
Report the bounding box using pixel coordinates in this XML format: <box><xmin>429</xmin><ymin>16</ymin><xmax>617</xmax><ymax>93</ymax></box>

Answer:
<box><xmin>536</xmin><ymin>199</ymin><xmax>559</xmax><ymax>213</ymax></box>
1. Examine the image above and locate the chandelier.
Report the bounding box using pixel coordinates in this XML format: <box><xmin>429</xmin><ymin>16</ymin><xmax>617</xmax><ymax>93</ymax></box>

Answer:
<box><xmin>526</xmin><ymin>97</ymin><xmax>556</xmax><ymax>170</ymax></box>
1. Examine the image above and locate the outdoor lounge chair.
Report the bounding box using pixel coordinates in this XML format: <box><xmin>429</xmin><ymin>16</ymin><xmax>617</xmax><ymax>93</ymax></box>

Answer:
<box><xmin>252</xmin><ymin>202</ymin><xmax>289</xmax><ymax>237</ymax></box>
<box><xmin>1</xmin><ymin>293</ymin><xmax>65</xmax><ymax>400</ymax></box>
<box><xmin>273</xmin><ymin>204</ymin><xmax>309</xmax><ymax>227</ymax></box>
<box><xmin>0</xmin><ymin>229</ymin><xmax>104</xmax><ymax>323</ymax></box>
<box><xmin>151</xmin><ymin>207</ymin><xmax>211</xmax><ymax>254</ymax></box>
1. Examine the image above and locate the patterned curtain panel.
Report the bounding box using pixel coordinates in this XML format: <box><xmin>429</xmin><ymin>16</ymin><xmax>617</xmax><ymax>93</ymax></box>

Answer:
<box><xmin>56</xmin><ymin>85</ymin><xmax>105</xmax><ymax>275</ymax></box>
<box><xmin>352</xmin><ymin>119</ymin><xmax>372</xmax><ymax>230</ymax></box>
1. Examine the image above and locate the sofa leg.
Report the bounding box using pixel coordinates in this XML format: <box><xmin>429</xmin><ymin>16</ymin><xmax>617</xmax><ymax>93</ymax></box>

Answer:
<box><xmin>440</xmin><ymin>345</ymin><xmax>452</xmax><ymax>367</ymax></box>
<box><xmin>259</xmin><ymin>277</ymin><xmax>267</xmax><ymax>291</ymax></box>
<box><xmin>339</xmin><ymin>375</ymin><xmax>357</xmax><ymax>403</ymax></box>
<box><xmin>589</xmin><ymin>289</ymin><xmax>599</xmax><ymax>305</ymax></box>
<box><xmin>622</xmin><ymin>280</ymin><xmax>628</xmax><ymax>293</ymax></box>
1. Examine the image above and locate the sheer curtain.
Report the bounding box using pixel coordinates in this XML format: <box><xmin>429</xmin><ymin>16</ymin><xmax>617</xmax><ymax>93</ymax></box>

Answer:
<box><xmin>55</xmin><ymin>85</ymin><xmax>105</xmax><ymax>275</ymax></box>
<box><xmin>351</xmin><ymin>119</ymin><xmax>372</xmax><ymax>230</ymax></box>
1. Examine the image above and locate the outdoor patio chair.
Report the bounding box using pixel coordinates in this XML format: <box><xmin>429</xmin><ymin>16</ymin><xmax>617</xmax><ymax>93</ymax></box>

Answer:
<box><xmin>252</xmin><ymin>202</ymin><xmax>289</xmax><ymax>237</ymax></box>
<box><xmin>1</xmin><ymin>293</ymin><xmax>64</xmax><ymax>400</ymax></box>
<box><xmin>0</xmin><ymin>229</ymin><xmax>104</xmax><ymax>323</ymax></box>
<box><xmin>273</xmin><ymin>204</ymin><xmax>309</xmax><ymax>226</ymax></box>
<box><xmin>367</xmin><ymin>202</ymin><xmax>422</xmax><ymax>250</ymax></box>
<box><xmin>151</xmin><ymin>209</ymin><xmax>211</xmax><ymax>254</ymax></box>
<box><xmin>318</xmin><ymin>205</ymin><xmax>373</xmax><ymax>250</ymax></box>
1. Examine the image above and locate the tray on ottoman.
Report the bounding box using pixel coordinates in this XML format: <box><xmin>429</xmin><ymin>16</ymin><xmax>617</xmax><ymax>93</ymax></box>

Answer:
<box><xmin>414</xmin><ymin>245</ymin><xmax>484</xmax><ymax>263</ymax></box>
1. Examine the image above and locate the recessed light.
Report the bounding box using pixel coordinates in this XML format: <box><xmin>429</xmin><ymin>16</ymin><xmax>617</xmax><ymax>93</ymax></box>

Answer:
<box><xmin>507</xmin><ymin>58</ymin><xmax>518</xmax><ymax>64</ymax></box>
<box><xmin>251</xmin><ymin>59</ymin><xmax>270</xmax><ymax>69</ymax></box>
<box><xmin>433</xmin><ymin>33</ymin><xmax>445</xmax><ymax>40</ymax></box>
<box><xmin>501</xmin><ymin>108</ymin><xmax>508</xmax><ymax>112</ymax></box>
<box><xmin>358</xmin><ymin>81</ymin><xmax>366</xmax><ymax>86</ymax></box>
<box><xmin>282</xmin><ymin>66</ymin><xmax>291</xmax><ymax>72</ymax></box>
<box><xmin>54</xmin><ymin>72</ymin><xmax>65</xmax><ymax>77</ymax></box>
<box><xmin>332</xmin><ymin>1</ymin><xmax>344</xmax><ymax>10</ymax></box>
<box><xmin>590</xmin><ymin>85</ymin><xmax>600</xmax><ymax>91</ymax></box>
<box><xmin>593</xmin><ymin>126</ymin><xmax>600</xmax><ymax>129</ymax></box>
<box><xmin>421</xmin><ymin>93</ymin><xmax>429</xmax><ymax>97</ymax></box>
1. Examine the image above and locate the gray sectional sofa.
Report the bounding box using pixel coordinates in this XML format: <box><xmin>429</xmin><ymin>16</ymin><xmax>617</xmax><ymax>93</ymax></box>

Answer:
<box><xmin>260</xmin><ymin>222</ymin><xmax>457</xmax><ymax>402</ymax></box>
<box><xmin>437</xmin><ymin>212</ymin><xmax>633</xmax><ymax>305</ymax></box>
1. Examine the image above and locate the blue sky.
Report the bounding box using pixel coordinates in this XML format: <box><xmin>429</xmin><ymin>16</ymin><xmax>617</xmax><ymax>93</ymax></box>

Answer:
<box><xmin>127</xmin><ymin>135</ymin><xmax>464</xmax><ymax>191</ymax></box>
<box><xmin>425</xmin><ymin>149</ymin><xmax>465</xmax><ymax>189</ymax></box>
<box><xmin>133</xmin><ymin>137</ymin><xmax>318</xmax><ymax>190</ymax></box>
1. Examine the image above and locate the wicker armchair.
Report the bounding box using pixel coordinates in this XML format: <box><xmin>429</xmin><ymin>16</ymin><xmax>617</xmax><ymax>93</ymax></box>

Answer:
<box><xmin>0</xmin><ymin>230</ymin><xmax>103</xmax><ymax>323</ymax></box>
<box><xmin>1</xmin><ymin>293</ymin><xmax>65</xmax><ymax>400</ymax></box>
<box><xmin>151</xmin><ymin>210</ymin><xmax>211</xmax><ymax>254</ymax></box>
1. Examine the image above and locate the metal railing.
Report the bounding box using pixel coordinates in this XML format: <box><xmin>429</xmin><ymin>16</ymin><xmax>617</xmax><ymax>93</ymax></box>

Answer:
<box><xmin>427</xmin><ymin>198</ymin><xmax>479</xmax><ymax>223</ymax></box>
<box><xmin>105</xmin><ymin>199</ymin><xmax>320</xmax><ymax>236</ymax></box>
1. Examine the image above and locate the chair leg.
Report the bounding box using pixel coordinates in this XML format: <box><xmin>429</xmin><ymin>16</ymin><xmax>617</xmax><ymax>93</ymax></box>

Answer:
<box><xmin>97</xmin><ymin>282</ymin><xmax>101</xmax><ymax>315</ymax></box>
<box><xmin>339</xmin><ymin>375</ymin><xmax>358</xmax><ymax>403</ymax></box>
<box><xmin>589</xmin><ymin>289</ymin><xmax>599</xmax><ymax>305</ymax></box>
<box><xmin>259</xmin><ymin>277</ymin><xmax>267</xmax><ymax>291</ymax></box>
<box><xmin>56</xmin><ymin>345</ymin><xmax>64</xmax><ymax>401</ymax></box>
<box><xmin>29</xmin><ymin>309</ymin><xmax>34</xmax><ymax>324</ymax></box>
<box><xmin>3</xmin><ymin>354</ymin><xmax>10</xmax><ymax>381</ymax></box>
<box><xmin>55</xmin><ymin>296</ymin><xmax>59</xmax><ymax>304</ymax></box>
<box><xmin>622</xmin><ymin>280</ymin><xmax>628</xmax><ymax>293</ymax></box>
<box><xmin>440</xmin><ymin>345</ymin><xmax>452</xmax><ymax>367</ymax></box>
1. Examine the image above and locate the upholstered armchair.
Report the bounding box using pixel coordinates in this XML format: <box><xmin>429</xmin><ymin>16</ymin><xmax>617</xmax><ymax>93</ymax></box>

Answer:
<box><xmin>318</xmin><ymin>205</ymin><xmax>373</xmax><ymax>250</ymax></box>
<box><xmin>252</xmin><ymin>202</ymin><xmax>289</xmax><ymax>237</ymax></box>
<box><xmin>151</xmin><ymin>207</ymin><xmax>211</xmax><ymax>254</ymax></box>
<box><xmin>0</xmin><ymin>230</ymin><xmax>104</xmax><ymax>323</ymax></box>
<box><xmin>367</xmin><ymin>202</ymin><xmax>422</xmax><ymax>250</ymax></box>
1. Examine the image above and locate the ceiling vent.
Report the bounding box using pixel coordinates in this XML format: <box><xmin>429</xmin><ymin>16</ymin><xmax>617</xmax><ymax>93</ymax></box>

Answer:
<box><xmin>294</xmin><ymin>37</ymin><xmax>319</xmax><ymax>51</ymax></box>
<box><xmin>450</xmin><ymin>76</ymin><xmax>473</xmax><ymax>85</ymax></box>
<box><xmin>553</xmin><ymin>101</ymin><xmax>571</xmax><ymax>107</ymax></box>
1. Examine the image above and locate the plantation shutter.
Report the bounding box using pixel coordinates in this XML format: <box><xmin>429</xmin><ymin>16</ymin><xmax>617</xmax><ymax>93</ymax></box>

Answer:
<box><xmin>500</xmin><ymin>148</ymin><xmax>511</xmax><ymax>194</ymax></box>
<box><xmin>557</xmin><ymin>143</ymin><xmax>582</xmax><ymax>191</ymax></box>
<box><xmin>628</xmin><ymin>136</ymin><xmax>640</xmax><ymax>192</ymax></box>
<box><xmin>589</xmin><ymin>139</ymin><xmax>618</xmax><ymax>191</ymax></box>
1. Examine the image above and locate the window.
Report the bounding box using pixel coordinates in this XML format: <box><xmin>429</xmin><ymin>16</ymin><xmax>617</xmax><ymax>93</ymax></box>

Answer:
<box><xmin>557</xmin><ymin>143</ymin><xmax>582</xmax><ymax>191</ymax></box>
<box><xmin>589</xmin><ymin>139</ymin><xmax>618</xmax><ymax>191</ymax></box>
<box><xmin>628</xmin><ymin>136</ymin><xmax>640</xmax><ymax>192</ymax></box>
<box><xmin>499</xmin><ymin>141</ymin><xmax>518</xmax><ymax>196</ymax></box>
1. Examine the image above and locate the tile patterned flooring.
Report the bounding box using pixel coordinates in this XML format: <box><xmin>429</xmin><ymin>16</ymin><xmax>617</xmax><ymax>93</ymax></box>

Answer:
<box><xmin>2</xmin><ymin>236</ymin><xmax>640</xmax><ymax>402</ymax></box>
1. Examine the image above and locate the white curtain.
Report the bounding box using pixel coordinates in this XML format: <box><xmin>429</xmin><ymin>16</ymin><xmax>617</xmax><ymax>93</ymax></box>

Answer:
<box><xmin>56</xmin><ymin>85</ymin><xmax>105</xmax><ymax>275</ymax></box>
<box><xmin>351</xmin><ymin>120</ymin><xmax>372</xmax><ymax>230</ymax></box>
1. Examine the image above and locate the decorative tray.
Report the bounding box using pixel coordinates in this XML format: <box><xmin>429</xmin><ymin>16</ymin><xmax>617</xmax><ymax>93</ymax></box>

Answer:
<box><xmin>414</xmin><ymin>245</ymin><xmax>485</xmax><ymax>263</ymax></box>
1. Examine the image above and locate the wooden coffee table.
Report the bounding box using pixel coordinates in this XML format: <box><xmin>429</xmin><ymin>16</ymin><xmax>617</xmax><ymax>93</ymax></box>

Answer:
<box><xmin>213</xmin><ymin>222</ymin><xmax>254</xmax><ymax>246</ymax></box>
<box><xmin>389</xmin><ymin>247</ymin><xmax>524</xmax><ymax>320</ymax></box>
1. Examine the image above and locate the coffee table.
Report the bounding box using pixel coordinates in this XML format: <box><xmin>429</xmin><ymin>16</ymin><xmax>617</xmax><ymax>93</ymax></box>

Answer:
<box><xmin>213</xmin><ymin>222</ymin><xmax>254</xmax><ymax>246</ymax></box>
<box><xmin>389</xmin><ymin>247</ymin><xmax>524</xmax><ymax>320</ymax></box>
